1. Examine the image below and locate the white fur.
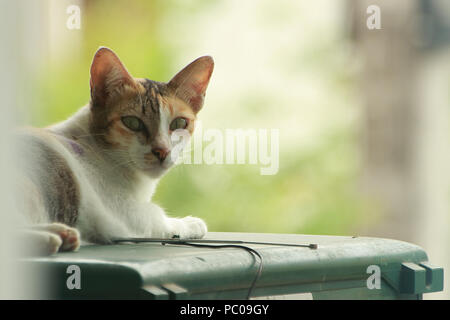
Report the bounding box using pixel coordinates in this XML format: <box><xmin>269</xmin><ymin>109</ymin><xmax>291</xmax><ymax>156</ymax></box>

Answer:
<box><xmin>29</xmin><ymin>105</ymin><xmax>207</xmax><ymax>246</ymax></box>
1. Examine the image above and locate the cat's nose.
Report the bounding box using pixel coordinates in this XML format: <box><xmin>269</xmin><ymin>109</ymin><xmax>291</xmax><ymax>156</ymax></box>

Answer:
<box><xmin>151</xmin><ymin>147</ymin><xmax>169</xmax><ymax>162</ymax></box>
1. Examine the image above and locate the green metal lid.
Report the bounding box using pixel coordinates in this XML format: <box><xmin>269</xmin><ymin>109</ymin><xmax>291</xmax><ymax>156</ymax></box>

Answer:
<box><xmin>25</xmin><ymin>232</ymin><xmax>443</xmax><ymax>299</ymax></box>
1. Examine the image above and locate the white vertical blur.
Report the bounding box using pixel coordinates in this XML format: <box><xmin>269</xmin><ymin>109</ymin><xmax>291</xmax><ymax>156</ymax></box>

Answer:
<box><xmin>0</xmin><ymin>0</ymin><xmax>52</xmax><ymax>299</ymax></box>
<box><xmin>416</xmin><ymin>49</ymin><xmax>450</xmax><ymax>299</ymax></box>
<box><xmin>0</xmin><ymin>0</ymin><xmax>22</xmax><ymax>299</ymax></box>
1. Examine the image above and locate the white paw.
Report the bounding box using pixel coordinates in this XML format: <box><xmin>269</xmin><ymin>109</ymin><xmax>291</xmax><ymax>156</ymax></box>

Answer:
<box><xmin>179</xmin><ymin>216</ymin><xmax>208</xmax><ymax>239</ymax></box>
<box><xmin>46</xmin><ymin>223</ymin><xmax>81</xmax><ymax>252</ymax></box>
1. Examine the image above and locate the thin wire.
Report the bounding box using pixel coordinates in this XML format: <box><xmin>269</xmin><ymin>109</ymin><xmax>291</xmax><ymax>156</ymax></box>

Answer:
<box><xmin>112</xmin><ymin>237</ymin><xmax>318</xmax><ymax>249</ymax></box>
<box><xmin>112</xmin><ymin>237</ymin><xmax>318</xmax><ymax>299</ymax></box>
<box><xmin>163</xmin><ymin>241</ymin><xmax>263</xmax><ymax>300</ymax></box>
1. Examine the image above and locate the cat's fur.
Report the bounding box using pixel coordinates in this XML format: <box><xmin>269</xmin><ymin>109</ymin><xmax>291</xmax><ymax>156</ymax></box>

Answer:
<box><xmin>14</xmin><ymin>47</ymin><xmax>213</xmax><ymax>255</ymax></box>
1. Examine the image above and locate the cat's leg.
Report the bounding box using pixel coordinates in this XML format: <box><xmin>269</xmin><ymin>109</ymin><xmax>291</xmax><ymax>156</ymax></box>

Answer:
<box><xmin>134</xmin><ymin>203</ymin><xmax>207</xmax><ymax>239</ymax></box>
<box><xmin>19</xmin><ymin>229</ymin><xmax>63</xmax><ymax>255</ymax></box>
<box><xmin>75</xmin><ymin>201</ymin><xmax>132</xmax><ymax>244</ymax></box>
<box><xmin>31</xmin><ymin>223</ymin><xmax>80</xmax><ymax>252</ymax></box>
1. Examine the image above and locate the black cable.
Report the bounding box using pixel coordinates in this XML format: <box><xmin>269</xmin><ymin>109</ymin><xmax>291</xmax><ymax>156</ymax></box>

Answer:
<box><xmin>163</xmin><ymin>241</ymin><xmax>263</xmax><ymax>300</ymax></box>
<box><xmin>112</xmin><ymin>237</ymin><xmax>318</xmax><ymax>299</ymax></box>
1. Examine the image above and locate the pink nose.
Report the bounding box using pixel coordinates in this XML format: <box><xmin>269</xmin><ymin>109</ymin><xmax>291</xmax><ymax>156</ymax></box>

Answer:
<box><xmin>151</xmin><ymin>148</ymin><xmax>169</xmax><ymax>162</ymax></box>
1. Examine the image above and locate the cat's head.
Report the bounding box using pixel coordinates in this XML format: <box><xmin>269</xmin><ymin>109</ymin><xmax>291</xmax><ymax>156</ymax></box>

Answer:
<box><xmin>88</xmin><ymin>47</ymin><xmax>213</xmax><ymax>178</ymax></box>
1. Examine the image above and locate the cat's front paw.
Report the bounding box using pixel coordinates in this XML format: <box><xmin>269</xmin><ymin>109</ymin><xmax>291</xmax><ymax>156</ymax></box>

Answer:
<box><xmin>174</xmin><ymin>216</ymin><xmax>207</xmax><ymax>239</ymax></box>
<box><xmin>46</xmin><ymin>223</ymin><xmax>81</xmax><ymax>252</ymax></box>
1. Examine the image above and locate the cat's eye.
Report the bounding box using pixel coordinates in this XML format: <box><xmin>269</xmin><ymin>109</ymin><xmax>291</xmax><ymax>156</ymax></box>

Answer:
<box><xmin>170</xmin><ymin>117</ymin><xmax>188</xmax><ymax>131</ymax></box>
<box><xmin>121</xmin><ymin>116</ymin><xmax>144</xmax><ymax>132</ymax></box>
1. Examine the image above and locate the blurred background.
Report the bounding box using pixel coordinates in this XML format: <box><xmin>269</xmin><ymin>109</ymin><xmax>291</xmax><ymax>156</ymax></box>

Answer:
<box><xmin>1</xmin><ymin>0</ymin><xmax>449</xmax><ymax>298</ymax></box>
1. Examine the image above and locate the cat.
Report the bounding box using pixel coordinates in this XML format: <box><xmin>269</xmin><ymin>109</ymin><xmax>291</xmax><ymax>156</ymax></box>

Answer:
<box><xmin>14</xmin><ymin>47</ymin><xmax>213</xmax><ymax>255</ymax></box>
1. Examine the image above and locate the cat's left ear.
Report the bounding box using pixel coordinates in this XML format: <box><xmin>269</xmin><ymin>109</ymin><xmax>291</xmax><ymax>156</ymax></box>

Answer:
<box><xmin>90</xmin><ymin>47</ymin><xmax>137</xmax><ymax>107</ymax></box>
<box><xmin>167</xmin><ymin>56</ymin><xmax>214</xmax><ymax>113</ymax></box>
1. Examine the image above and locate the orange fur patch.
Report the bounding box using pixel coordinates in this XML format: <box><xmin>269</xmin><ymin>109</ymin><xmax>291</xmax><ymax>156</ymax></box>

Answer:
<box><xmin>104</xmin><ymin>116</ymin><xmax>134</xmax><ymax>148</ymax></box>
<box><xmin>165</xmin><ymin>96</ymin><xmax>196</xmax><ymax>119</ymax></box>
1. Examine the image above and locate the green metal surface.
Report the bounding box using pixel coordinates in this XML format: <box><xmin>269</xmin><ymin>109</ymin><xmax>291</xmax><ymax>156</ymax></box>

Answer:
<box><xmin>23</xmin><ymin>232</ymin><xmax>444</xmax><ymax>299</ymax></box>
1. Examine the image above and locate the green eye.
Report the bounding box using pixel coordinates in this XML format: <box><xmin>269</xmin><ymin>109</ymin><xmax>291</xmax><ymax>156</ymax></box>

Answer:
<box><xmin>170</xmin><ymin>117</ymin><xmax>188</xmax><ymax>131</ymax></box>
<box><xmin>121</xmin><ymin>116</ymin><xmax>144</xmax><ymax>132</ymax></box>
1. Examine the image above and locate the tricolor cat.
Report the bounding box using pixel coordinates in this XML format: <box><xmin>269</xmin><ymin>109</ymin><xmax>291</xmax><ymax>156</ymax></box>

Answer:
<box><xmin>15</xmin><ymin>47</ymin><xmax>213</xmax><ymax>255</ymax></box>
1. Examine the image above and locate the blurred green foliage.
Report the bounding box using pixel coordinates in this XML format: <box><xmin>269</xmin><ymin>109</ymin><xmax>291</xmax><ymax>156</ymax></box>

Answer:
<box><xmin>32</xmin><ymin>0</ymin><xmax>371</xmax><ymax>235</ymax></box>
<box><xmin>156</xmin><ymin>128</ymin><xmax>369</xmax><ymax>234</ymax></box>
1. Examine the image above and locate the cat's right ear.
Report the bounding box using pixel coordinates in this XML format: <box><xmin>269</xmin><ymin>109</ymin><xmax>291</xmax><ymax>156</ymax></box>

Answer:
<box><xmin>90</xmin><ymin>47</ymin><xmax>136</xmax><ymax>107</ymax></box>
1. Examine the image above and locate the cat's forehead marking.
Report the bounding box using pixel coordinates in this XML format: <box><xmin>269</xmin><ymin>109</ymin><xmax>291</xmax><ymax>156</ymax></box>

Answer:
<box><xmin>139</xmin><ymin>79</ymin><xmax>167</xmax><ymax>116</ymax></box>
<box><xmin>136</xmin><ymin>79</ymin><xmax>170</xmax><ymax>141</ymax></box>
<box><xmin>139</xmin><ymin>79</ymin><xmax>163</xmax><ymax>137</ymax></box>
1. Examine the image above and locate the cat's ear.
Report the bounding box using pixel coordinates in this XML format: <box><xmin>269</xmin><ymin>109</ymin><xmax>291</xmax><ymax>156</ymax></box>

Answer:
<box><xmin>167</xmin><ymin>56</ymin><xmax>214</xmax><ymax>113</ymax></box>
<box><xmin>90</xmin><ymin>47</ymin><xmax>137</xmax><ymax>107</ymax></box>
